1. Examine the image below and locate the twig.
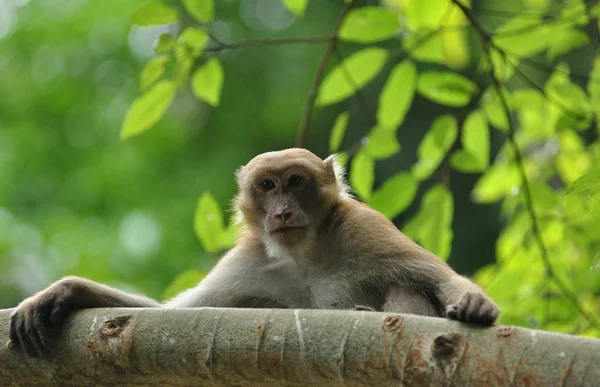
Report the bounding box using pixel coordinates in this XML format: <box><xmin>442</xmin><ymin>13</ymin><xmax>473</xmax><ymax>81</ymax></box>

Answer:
<box><xmin>295</xmin><ymin>0</ymin><xmax>357</xmax><ymax>148</ymax></box>
<box><xmin>204</xmin><ymin>35</ymin><xmax>332</xmax><ymax>53</ymax></box>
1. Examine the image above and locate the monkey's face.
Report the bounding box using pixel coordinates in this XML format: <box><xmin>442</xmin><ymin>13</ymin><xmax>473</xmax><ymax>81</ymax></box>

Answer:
<box><xmin>235</xmin><ymin>149</ymin><xmax>340</xmax><ymax>251</ymax></box>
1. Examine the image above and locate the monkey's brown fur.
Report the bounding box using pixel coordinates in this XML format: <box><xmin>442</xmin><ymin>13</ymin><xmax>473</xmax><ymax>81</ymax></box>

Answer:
<box><xmin>10</xmin><ymin>148</ymin><xmax>499</xmax><ymax>357</ymax></box>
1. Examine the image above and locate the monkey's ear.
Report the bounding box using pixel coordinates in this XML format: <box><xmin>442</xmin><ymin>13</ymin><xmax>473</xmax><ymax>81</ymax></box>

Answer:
<box><xmin>324</xmin><ymin>154</ymin><xmax>350</xmax><ymax>195</ymax></box>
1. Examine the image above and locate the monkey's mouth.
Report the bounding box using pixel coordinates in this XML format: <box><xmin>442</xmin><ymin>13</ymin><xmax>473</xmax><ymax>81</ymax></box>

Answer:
<box><xmin>272</xmin><ymin>226</ymin><xmax>306</xmax><ymax>234</ymax></box>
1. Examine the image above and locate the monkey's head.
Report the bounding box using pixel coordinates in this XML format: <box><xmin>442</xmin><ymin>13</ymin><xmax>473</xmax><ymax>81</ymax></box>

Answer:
<box><xmin>235</xmin><ymin>148</ymin><xmax>348</xmax><ymax>257</ymax></box>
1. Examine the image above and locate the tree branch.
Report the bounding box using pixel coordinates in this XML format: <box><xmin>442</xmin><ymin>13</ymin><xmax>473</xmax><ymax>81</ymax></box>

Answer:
<box><xmin>1</xmin><ymin>308</ymin><xmax>599</xmax><ymax>385</ymax></box>
<box><xmin>204</xmin><ymin>35</ymin><xmax>332</xmax><ymax>53</ymax></box>
<box><xmin>295</xmin><ymin>0</ymin><xmax>357</xmax><ymax>148</ymax></box>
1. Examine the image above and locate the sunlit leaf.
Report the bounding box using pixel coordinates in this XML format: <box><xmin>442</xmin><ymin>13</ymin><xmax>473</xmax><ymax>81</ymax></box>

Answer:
<box><xmin>527</xmin><ymin>182</ymin><xmax>560</xmax><ymax>213</ymax></box>
<box><xmin>155</xmin><ymin>33</ymin><xmax>175</xmax><ymax>54</ymax></box>
<box><xmin>316</xmin><ymin>48</ymin><xmax>388</xmax><ymax>106</ymax></box>
<box><xmin>162</xmin><ymin>269</ymin><xmax>207</xmax><ymax>300</ymax></box>
<box><xmin>450</xmin><ymin>111</ymin><xmax>489</xmax><ymax>172</ymax></box>
<box><xmin>412</xmin><ymin>115</ymin><xmax>458</xmax><ymax>180</ymax></box>
<box><xmin>557</xmin><ymin>129</ymin><xmax>592</xmax><ymax>184</ymax></box>
<box><xmin>416</xmin><ymin>71</ymin><xmax>476</xmax><ymax>107</ymax></box>
<box><xmin>192</xmin><ymin>58</ymin><xmax>224</xmax><ymax>107</ymax></box>
<box><xmin>329</xmin><ymin>112</ymin><xmax>349</xmax><ymax>153</ymax></box>
<box><xmin>377</xmin><ymin>60</ymin><xmax>416</xmax><ymax>129</ymax></box>
<box><xmin>335</xmin><ymin>152</ymin><xmax>349</xmax><ymax>168</ymax></box>
<box><xmin>472</xmin><ymin>163</ymin><xmax>521</xmax><ymax>203</ymax></box>
<box><xmin>130</xmin><ymin>1</ymin><xmax>178</xmax><ymax>25</ymax></box>
<box><xmin>182</xmin><ymin>0</ymin><xmax>214</xmax><ymax>22</ymax></box>
<box><xmin>493</xmin><ymin>17</ymin><xmax>553</xmax><ymax>57</ymax></box>
<box><xmin>544</xmin><ymin>65</ymin><xmax>592</xmax><ymax>130</ymax></box>
<box><xmin>179</xmin><ymin>27</ymin><xmax>208</xmax><ymax>56</ymax></box>
<box><xmin>349</xmin><ymin>150</ymin><xmax>375</xmax><ymax>200</ymax></box>
<box><xmin>405</xmin><ymin>0</ymin><xmax>448</xmax><ymax>29</ymax></box>
<box><xmin>140</xmin><ymin>55</ymin><xmax>171</xmax><ymax>91</ymax></box>
<box><xmin>365</xmin><ymin>126</ymin><xmax>401</xmax><ymax>160</ymax></box>
<box><xmin>282</xmin><ymin>0</ymin><xmax>309</xmax><ymax>16</ymax></box>
<box><xmin>481</xmin><ymin>87</ymin><xmax>510</xmax><ymax>131</ymax></box>
<box><xmin>438</xmin><ymin>0</ymin><xmax>470</xmax><ymax>69</ymax></box>
<box><xmin>567</xmin><ymin>169</ymin><xmax>600</xmax><ymax>195</ymax></box>
<box><xmin>548</xmin><ymin>29</ymin><xmax>589</xmax><ymax>60</ymax></box>
<box><xmin>369</xmin><ymin>172</ymin><xmax>418</xmax><ymax>219</ymax></box>
<box><xmin>339</xmin><ymin>6</ymin><xmax>399</xmax><ymax>43</ymax></box>
<box><xmin>403</xmin><ymin>185</ymin><xmax>454</xmax><ymax>261</ymax></box>
<box><xmin>121</xmin><ymin>80</ymin><xmax>176</xmax><ymax>140</ymax></box>
<box><xmin>194</xmin><ymin>192</ymin><xmax>225</xmax><ymax>253</ymax></box>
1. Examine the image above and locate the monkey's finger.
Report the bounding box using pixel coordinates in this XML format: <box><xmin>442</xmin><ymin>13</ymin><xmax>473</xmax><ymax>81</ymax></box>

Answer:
<box><xmin>464</xmin><ymin>294</ymin><xmax>485</xmax><ymax>323</ymax></box>
<box><xmin>456</xmin><ymin>293</ymin><xmax>472</xmax><ymax>321</ymax></box>
<box><xmin>9</xmin><ymin>312</ymin><xmax>23</xmax><ymax>352</ymax></box>
<box><xmin>24</xmin><ymin>311</ymin><xmax>47</xmax><ymax>357</ymax></box>
<box><xmin>49</xmin><ymin>300</ymin><xmax>68</xmax><ymax>326</ymax></box>
<box><xmin>15</xmin><ymin>314</ymin><xmax>39</xmax><ymax>357</ymax></box>
<box><xmin>32</xmin><ymin>309</ymin><xmax>53</xmax><ymax>354</ymax></box>
<box><xmin>446</xmin><ymin>304</ymin><xmax>459</xmax><ymax>320</ymax></box>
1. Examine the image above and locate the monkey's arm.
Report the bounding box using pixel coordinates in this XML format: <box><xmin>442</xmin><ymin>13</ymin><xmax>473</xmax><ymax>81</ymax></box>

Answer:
<box><xmin>10</xmin><ymin>276</ymin><xmax>161</xmax><ymax>357</ymax></box>
<box><xmin>343</xmin><ymin>203</ymin><xmax>499</xmax><ymax>325</ymax></box>
<box><xmin>166</xmin><ymin>246</ymin><xmax>285</xmax><ymax>308</ymax></box>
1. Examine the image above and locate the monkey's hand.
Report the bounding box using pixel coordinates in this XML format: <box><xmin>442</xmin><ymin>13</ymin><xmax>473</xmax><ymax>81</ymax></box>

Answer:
<box><xmin>9</xmin><ymin>280</ymin><xmax>74</xmax><ymax>357</ymax></box>
<box><xmin>446</xmin><ymin>292</ymin><xmax>499</xmax><ymax>325</ymax></box>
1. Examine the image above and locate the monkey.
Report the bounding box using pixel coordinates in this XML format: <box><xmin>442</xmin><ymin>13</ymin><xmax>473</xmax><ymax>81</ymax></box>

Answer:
<box><xmin>9</xmin><ymin>148</ymin><xmax>499</xmax><ymax>357</ymax></box>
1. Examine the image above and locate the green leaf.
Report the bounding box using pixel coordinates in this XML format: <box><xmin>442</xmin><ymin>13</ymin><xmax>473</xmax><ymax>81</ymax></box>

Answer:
<box><xmin>282</xmin><ymin>0</ymin><xmax>309</xmax><ymax>16</ymax></box>
<box><xmin>130</xmin><ymin>1</ymin><xmax>178</xmax><ymax>26</ymax></box>
<box><xmin>412</xmin><ymin>115</ymin><xmax>458</xmax><ymax>180</ymax></box>
<box><xmin>192</xmin><ymin>58</ymin><xmax>224</xmax><ymax>107</ymax></box>
<box><xmin>472</xmin><ymin>163</ymin><xmax>522</xmax><ymax>203</ymax></box>
<box><xmin>182</xmin><ymin>0</ymin><xmax>214</xmax><ymax>23</ymax></box>
<box><xmin>179</xmin><ymin>27</ymin><xmax>208</xmax><ymax>56</ymax></box>
<box><xmin>450</xmin><ymin>111</ymin><xmax>489</xmax><ymax>172</ymax></box>
<box><xmin>339</xmin><ymin>6</ymin><xmax>400</xmax><ymax>43</ymax></box>
<box><xmin>194</xmin><ymin>192</ymin><xmax>225</xmax><ymax>253</ymax></box>
<box><xmin>493</xmin><ymin>17</ymin><xmax>553</xmax><ymax>57</ymax></box>
<box><xmin>369</xmin><ymin>172</ymin><xmax>418</xmax><ymax>219</ymax></box>
<box><xmin>377</xmin><ymin>60</ymin><xmax>416</xmax><ymax>129</ymax></box>
<box><xmin>481</xmin><ymin>87</ymin><xmax>510</xmax><ymax>131</ymax></box>
<box><xmin>120</xmin><ymin>80</ymin><xmax>176</xmax><ymax>140</ymax></box>
<box><xmin>162</xmin><ymin>269</ymin><xmax>207</xmax><ymax>300</ymax></box>
<box><xmin>544</xmin><ymin>65</ymin><xmax>592</xmax><ymax>130</ymax></box>
<box><xmin>329</xmin><ymin>112</ymin><xmax>349</xmax><ymax>153</ymax></box>
<box><xmin>547</xmin><ymin>29</ymin><xmax>589</xmax><ymax>60</ymax></box>
<box><xmin>403</xmin><ymin>185</ymin><xmax>454</xmax><ymax>261</ymax></box>
<box><xmin>155</xmin><ymin>33</ymin><xmax>175</xmax><ymax>54</ymax></box>
<box><xmin>139</xmin><ymin>56</ymin><xmax>171</xmax><ymax>91</ymax></box>
<box><xmin>365</xmin><ymin>126</ymin><xmax>401</xmax><ymax>160</ymax></box>
<box><xmin>416</xmin><ymin>71</ymin><xmax>476</xmax><ymax>107</ymax></box>
<box><xmin>349</xmin><ymin>150</ymin><xmax>375</xmax><ymax>200</ymax></box>
<box><xmin>566</xmin><ymin>169</ymin><xmax>600</xmax><ymax>195</ymax></box>
<box><xmin>316</xmin><ymin>48</ymin><xmax>388</xmax><ymax>106</ymax></box>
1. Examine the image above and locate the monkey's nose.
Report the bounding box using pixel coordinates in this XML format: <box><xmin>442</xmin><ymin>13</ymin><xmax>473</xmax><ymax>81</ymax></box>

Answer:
<box><xmin>275</xmin><ymin>211</ymin><xmax>292</xmax><ymax>223</ymax></box>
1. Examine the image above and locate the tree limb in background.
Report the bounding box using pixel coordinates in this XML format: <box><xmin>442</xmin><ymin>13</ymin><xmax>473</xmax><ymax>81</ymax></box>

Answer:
<box><xmin>295</xmin><ymin>0</ymin><xmax>357</xmax><ymax>148</ymax></box>
<box><xmin>1</xmin><ymin>308</ymin><xmax>599</xmax><ymax>386</ymax></box>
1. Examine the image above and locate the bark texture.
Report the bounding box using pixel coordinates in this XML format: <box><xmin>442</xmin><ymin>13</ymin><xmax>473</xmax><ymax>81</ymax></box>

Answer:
<box><xmin>0</xmin><ymin>307</ymin><xmax>599</xmax><ymax>386</ymax></box>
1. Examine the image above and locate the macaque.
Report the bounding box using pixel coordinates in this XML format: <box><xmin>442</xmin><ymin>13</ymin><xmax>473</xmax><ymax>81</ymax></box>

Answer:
<box><xmin>9</xmin><ymin>148</ymin><xmax>499</xmax><ymax>357</ymax></box>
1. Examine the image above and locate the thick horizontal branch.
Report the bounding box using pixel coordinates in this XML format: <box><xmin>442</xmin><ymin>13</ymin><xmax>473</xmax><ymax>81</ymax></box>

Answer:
<box><xmin>1</xmin><ymin>308</ymin><xmax>599</xmax><ymax>386</ymax></box>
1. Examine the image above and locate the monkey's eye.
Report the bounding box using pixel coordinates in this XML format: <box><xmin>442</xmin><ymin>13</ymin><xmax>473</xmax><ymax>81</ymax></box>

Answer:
<box><xmin>288</xmin><ymin>174</ymin><xmax>304</xmax><ymax>187</ymax></box>
<box><xmin>260</xmin><ymin>179</ymin><xmax>275</xmax><ymax>191</ymax></box>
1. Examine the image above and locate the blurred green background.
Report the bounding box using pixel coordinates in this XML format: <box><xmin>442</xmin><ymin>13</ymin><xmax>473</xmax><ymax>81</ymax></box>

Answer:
<box><xmin>0</xmin><ymin>0</ymin><xmax>599</xmax><ymax>336</ymax></box>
